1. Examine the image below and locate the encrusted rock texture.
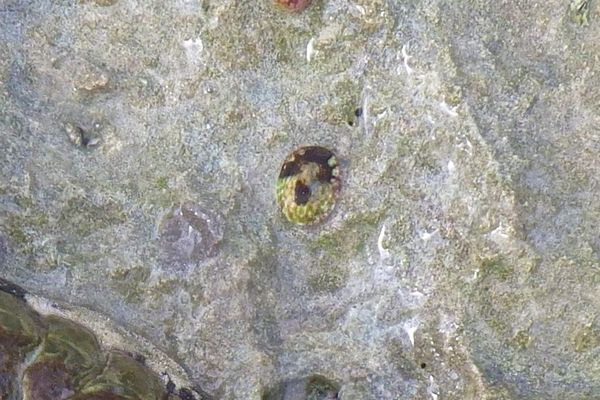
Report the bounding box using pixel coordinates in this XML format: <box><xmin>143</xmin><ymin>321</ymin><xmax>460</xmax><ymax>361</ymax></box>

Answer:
<box><xmin>1</xmin><ymin>0</ymin><xmax>599</xmax><ymax>398</ymax></box>
<box><xmin>0</xmin><ymin>289</ymin><xmax>187</xmax><ymax>399</ymax></box>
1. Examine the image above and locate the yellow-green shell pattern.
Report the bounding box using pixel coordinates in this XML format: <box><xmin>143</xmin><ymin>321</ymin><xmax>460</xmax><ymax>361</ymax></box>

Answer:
<box><xmin>276</xmin><ymin>146</ymin><xmax>340</xmax><ymax>225</ymax></box>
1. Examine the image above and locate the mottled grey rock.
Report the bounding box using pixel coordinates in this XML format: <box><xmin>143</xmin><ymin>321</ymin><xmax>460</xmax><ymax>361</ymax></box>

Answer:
<box><xmin>1</xmin><ymin>0</ymin><xmax>599</xmax><ymax>399</ymax></box>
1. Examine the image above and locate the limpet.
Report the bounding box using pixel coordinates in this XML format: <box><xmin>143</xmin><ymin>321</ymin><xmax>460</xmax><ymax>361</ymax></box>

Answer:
<box><xmin>276</xmin><ymin>146</ymin><xmax>340</xmax><ymax>225</ymax></box>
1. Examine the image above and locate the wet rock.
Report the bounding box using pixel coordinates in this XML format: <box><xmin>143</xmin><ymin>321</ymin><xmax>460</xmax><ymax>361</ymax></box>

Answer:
<box><xmin>22</xmin><ymin>316</ymin><xmax>104</xmax><ymax>400</ymax></box>
<box><xmin>0</xmin><ymin>277</ymin><xmax>27</xmax><ymax>299</ymax></box>
<box><xmin>0</xmin><ymin>235</ymin><xmax>8</xmax><ymax>265</ymax></box>
<box><xmin>0</xmin><ymin>282</ymin><xmax>197</xmax><ymax>399</ymax></box>
<box><xmin>23</xmin><ymin>359</ymin><xmax>76</xmax><ymax>400</ymax></box>
<box><xmin>569</xmin><ymin>0</ymin><xmax>591</xmax><ymax>25</ymax></box>
<box><xmin>264</xmin><ymin>375</ymin><xmax>339</xmax><ymax>400</ymax></box>
<box><xmin>58</xmin><ymin>196</ymin><xmax>126</xmax><ymax>238</ymax></box>
<box><xmin>0</xmin><ymin>291</ymin><xmax>45</xmax><ymax>399</ymax></box>
<box><xmin>2</xmin><ymin>0</ymin><xmax>600</xmax><ymax>398</ymax></box>
<box><xmin>73</xmin><ymin>350</ymin><xmax>165</xmax><ymax>400</ymax></box>
<box><xmin>159</xmin><ymin>202</ymin><xmax>224</xmax><ymax>263</ymax></box>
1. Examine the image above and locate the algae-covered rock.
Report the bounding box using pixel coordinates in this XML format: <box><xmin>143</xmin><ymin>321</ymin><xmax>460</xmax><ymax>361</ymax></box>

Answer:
<box><xmin>75</xmin><ymin>350</ymin><xmax>166</xmax><ymax>400</ymax></box>
<box><xmin>22</xmin><ymin>316</ymin><xmax>106</xmax><ymax>400</ymax></box>
<box><xmin>0</xmin><ymin>291</ymin><xmax>45</xmax><ymax>398</ymax></box>
<box><xmin>1</xmin><ymin>283</ymin><xmax>197</xmax><ymax>399</ymax></box>
<box><xmin>1</xmin><ymin>0</ymin><xmax>599</xmax><ymax>398</ymax></box>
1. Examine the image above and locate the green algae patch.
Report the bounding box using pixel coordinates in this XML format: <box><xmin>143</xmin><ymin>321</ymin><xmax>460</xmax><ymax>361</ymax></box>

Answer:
<box><xmin>22</xmin><ymin>315</ymin><xmax>105</xmax><ymax>398</ymax></box>
<box><xmin>4</xmin><ymin>218</ymin><xmax>30</xmax><ymax>249</ymax></box>
<box><xmin>569</xmin><ymin>0</ymin><xmax>592</xmax><ymax>25</ymax></box>
<box><xmin>320</xmin><ymin>78</ymin><xmax>361</xmax><ymax>126</ymax></box>
<box><xmin>571</xmin><ymin>322</ymin><xmax>600</xmax><ymax>352</ymax></box>
<box><xmin>80</xmin><ymin>350</ymin><xmax>166</xmax><ymax>399</ymax></box>
<box><xmin>307</xmin><ymin>210</ymin><xmax>382</xmax><ymax>257</ymax></box>
<box><xmin>109</xmin><ymin>265</ymin><xmax>151</xmax><ymax>305</ymax></box>
<box><xmin>271</xmin><ymin>25</ymin><xmax>313</xmax><ymax>64</ymax></box>
<box><xmin>154</xmin><ymin>176</ymin><xmax>169</xmax><ymax>190</ymax></box>
<box><xmin>58</xmin><ymin>196</ymin><xmax>126</xmax><ymax>237</ymax></box>
<box><xmin>512</xmin><ymin>329</ymin><xmax>532</xmax><ymax>350</ymax></box>
<box><xmin>307</xmin><ymin>265</ymin><xmax>348</xmax><ymax>293</ymax></box>
<box><xmin>1</xmin><ymin>202</ymin><xmax>50</xmax><ymax>254</ymax></box>
<box><xmin>0</xmin><ymin>291</ymin><xmax>46</xmax><ymax>399</ymax></box>
<box><xmin>304</xmin><ymin>211</ymin><xmax>382</xmax><ymax>293</ymax></box>
<box><xmin>0</xmin><ymin>291</ymin><xmax>45</xmax><ymax>351</ymax></box>
<box><xmin>479</xmin><ymin>256</ymin><xmax>513</xmax><ymax>282</ymax></box>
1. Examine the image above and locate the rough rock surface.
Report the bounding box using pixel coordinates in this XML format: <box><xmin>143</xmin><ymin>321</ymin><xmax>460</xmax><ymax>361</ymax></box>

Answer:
<box><xmin>1</xmin><ymin>0</ymin><xmax>599</xmax><ymax>399</ymax></box>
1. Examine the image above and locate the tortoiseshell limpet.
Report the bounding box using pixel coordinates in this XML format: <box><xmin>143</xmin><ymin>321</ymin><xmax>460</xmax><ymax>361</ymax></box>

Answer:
<box><xmin>276</xmin><ymin>146</ymin><xmax>340</xmax><ymax>225</ymax></box>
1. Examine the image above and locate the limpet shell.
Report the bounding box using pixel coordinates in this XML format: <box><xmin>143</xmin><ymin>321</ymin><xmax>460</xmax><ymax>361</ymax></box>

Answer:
<box><xmin>276</xmin><ymin>146</ymin><xmax>340</xmax><ymax>225</ymax></box>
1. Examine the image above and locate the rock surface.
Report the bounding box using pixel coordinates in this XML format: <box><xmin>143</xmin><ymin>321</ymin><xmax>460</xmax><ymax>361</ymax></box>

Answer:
<box><xmin>0</xmin><ymin>287</ymin><xmax>190</xmax><ymax>399</ymax></box>
<box><xmin>1</xmin><ymin>0</ymin><xmax>599</xmax><ymax>399</ymax></box>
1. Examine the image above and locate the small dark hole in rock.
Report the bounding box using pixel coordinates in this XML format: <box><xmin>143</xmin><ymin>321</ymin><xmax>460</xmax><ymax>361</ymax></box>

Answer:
<box><xmin>132</xmin><ymin>352</ymin><xmax>146</xmax><ymax>365</ymax></box>
<box><xmin>354</xmin><ymin>107</ymin><xmax>363</xmax><ymax>117</ymax></box>
<box><xmin>307</xmin><ymin>375</ymin><xmax>340</xmax><ymax>399</ymax></box>
<box><xmin>178</xmin><ymin>388</ymin><xmax>197</xmax><ymax>400</ymax></box>
<box><xmin>420</xmin><ymin>362</ymin><xmax>427</xmax><ymax>369</ymax></box>
<box><xmin>165</xmin><ymin>377</ymin><xmax>176</xmax><ymax>393</ymax></box>
<box><xmin>0</xmin><ymin>277</ymin><xmax>27</xmax><ymax>299</ymax></box>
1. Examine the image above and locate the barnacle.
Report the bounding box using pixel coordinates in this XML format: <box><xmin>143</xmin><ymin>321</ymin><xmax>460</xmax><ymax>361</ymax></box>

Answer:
<box><xmin>276</xmin><ymin>146</ymin><xmax>340</xmax><ymax>225</ymax></box>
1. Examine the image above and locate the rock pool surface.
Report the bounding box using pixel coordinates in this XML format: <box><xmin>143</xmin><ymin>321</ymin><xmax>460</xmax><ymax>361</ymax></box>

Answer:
<box><xmin>1</xmin><ymin>0</ymin><xmax>599</xmax><ymax>398</ymax></box>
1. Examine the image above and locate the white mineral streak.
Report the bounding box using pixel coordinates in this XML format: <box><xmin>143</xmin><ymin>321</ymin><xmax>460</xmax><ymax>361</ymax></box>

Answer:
<box><xmin>487</xmin><ymin>223</ymin><xmax>512</xmax><ymax>245</ymax></box>
<box><xmin>419</xmin><ymin>229</ymin><xmax>438</xmax><ymax>242</ymax></box>
<box><xmin>354</xmin><ymin>4</ymin><xmax>366</xmax><ymax>15</ymax></box>
<box><xmin>439</xmin><ymin>101</ymin><xmax>459</xmax><ymax>117</ymax></box>
<box><xmin>402</xmin><ymin>44</ymin><xmax>414</xmax><ymax>75</ymax></box>
<box><xmin>362</xmin><ymin>90</ymin><xmax>370</xmax><ymax>137</ymax></box>
<box><xmin>182</xmin><ymin>37</ymin><xmax>203</xmax><ymax>66</ymax></box>
<box><xmin>377</xmin><ymin>224</ymin><xmax>391</xmax><ymax>261</ymax></box>
<box><xmin>403</xmin><ymin>318</ymin><xmax>419</xmax><ymax>347</ymax></box>
<box><xmin>306</xmin><ymin>37</ymin><xmax>316</xmax><ymax>63</ymax></box>
<box><xmin>447</xmin><ymin>160</ymin><xmax>455</xmax><ymax>174</ymax></box>
<box><xmin>428</xmin><ymin>375</ymin><xmax>440</xmax><ymax>400</ymax></box>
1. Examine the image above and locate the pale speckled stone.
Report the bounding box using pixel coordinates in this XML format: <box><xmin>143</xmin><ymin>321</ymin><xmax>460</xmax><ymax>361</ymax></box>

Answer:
<box><xmin>1</xmin><ymin>0</ymin><xmax>599</xmax><ymax>399</ymax></box>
